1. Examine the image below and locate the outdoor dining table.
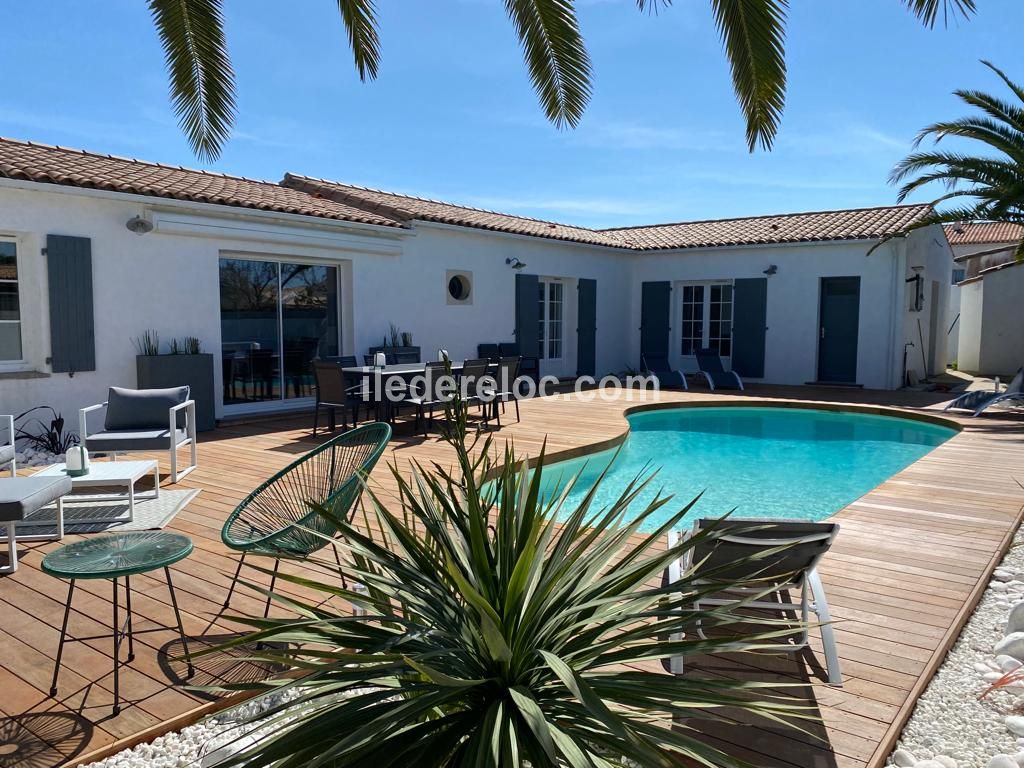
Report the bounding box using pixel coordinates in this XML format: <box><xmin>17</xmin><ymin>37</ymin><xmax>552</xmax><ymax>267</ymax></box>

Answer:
<box><xmin>340</xmin><ymin>361</ymin><xmax>484</xmax><ymax>422</ymax></box>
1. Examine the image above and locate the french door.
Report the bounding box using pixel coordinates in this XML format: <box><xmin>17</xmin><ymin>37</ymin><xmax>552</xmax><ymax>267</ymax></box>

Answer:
<box><xmin>220</xmin><ymin>257</ymin><xmax>340</xmax><ymax>408</ymax></box>
<box><xmin>537</xmin><ymin>278</ymin><xmax>565</xmax><ymax>374</ymax></box>
<box><xmin>680</xmin><ymin>282</ymin><xmax>733</xmax><ymax>358</ymax></box>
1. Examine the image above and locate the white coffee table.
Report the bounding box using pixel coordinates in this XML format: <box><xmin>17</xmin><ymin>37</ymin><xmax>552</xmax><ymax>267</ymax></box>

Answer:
<box><xmin>34</xmin><ymin>460</ymin><xmax>160</xmax><ymax>525</ymax></box>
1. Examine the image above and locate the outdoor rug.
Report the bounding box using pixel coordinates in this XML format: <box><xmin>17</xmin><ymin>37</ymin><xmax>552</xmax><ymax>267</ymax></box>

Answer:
<box><xmin>19</xmin><ymin>488</ymin><xmax>200</xmax><ymax>536</ymax></box>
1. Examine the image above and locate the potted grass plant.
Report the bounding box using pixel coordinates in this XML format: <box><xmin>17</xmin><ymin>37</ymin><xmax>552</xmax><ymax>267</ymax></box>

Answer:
<box><xmin>368</xmin><ymin>322</ymin><xmax>420</xmax><ymax>363</ymax></box>
<box><xmin>203</xmin><ymin>392</ymin><xmax>812</xmax><ymax>767</ymax></box>
<box><xmin>134</xmin><ymin>330</ymin><xmax>215</xmax><ymax>431</ymax></box>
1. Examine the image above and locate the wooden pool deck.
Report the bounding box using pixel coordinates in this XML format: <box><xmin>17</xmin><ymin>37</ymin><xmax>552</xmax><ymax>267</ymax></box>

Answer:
<box><xmin>1</xmin><ymin>385</ymin><xmax>1022</xmax><ymax>768</ymax></box>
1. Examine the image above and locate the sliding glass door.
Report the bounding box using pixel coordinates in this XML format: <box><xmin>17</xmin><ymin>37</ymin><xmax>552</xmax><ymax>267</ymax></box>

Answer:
<box><xmin>220</xmin><ymin>257</ymin><xmax>340</xmax><ymax>408</ymax></box>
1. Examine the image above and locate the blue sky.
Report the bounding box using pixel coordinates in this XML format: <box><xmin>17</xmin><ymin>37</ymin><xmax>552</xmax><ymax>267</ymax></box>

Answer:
<box><xmin>1</xmin><ymin>0</ymin><xmax>1020</xmax><ymax>228</ymax></box>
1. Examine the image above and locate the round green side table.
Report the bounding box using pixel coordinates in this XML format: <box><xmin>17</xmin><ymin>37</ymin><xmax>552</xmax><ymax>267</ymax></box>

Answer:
<box><xmin>42</xmin><ymin>531</ymin><xmax>195</xmax><ymax>716</ymax></box>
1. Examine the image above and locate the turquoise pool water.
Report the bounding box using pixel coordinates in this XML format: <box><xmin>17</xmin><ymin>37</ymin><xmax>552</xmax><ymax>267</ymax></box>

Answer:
<box><xmin>539</xmin><ymin>406</ymin><xmax>956</xmax><ymax>530</ymax></box>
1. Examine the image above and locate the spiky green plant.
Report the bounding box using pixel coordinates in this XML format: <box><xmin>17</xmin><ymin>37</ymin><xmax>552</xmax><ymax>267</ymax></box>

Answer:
<box><xmin>205</xmin><ymin>410</ymin><xmax>814</xmax><ymax>767</ymax></box>
<box><xmin>889</xmin><ymin>60</ymin><xmax>1024</xmax><ymax>258</ymax></box>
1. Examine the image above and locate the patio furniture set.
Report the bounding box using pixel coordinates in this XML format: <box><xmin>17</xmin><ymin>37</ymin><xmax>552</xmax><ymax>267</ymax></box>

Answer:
<box><xmin>3</xmin><ymin>386</ymin><xmax>393</xmax><ymax>717</ymax></box>
<box><xmin>311</xmin><ymin>353</ymin><xmax>523</xmax><ymax>437</ymax></box>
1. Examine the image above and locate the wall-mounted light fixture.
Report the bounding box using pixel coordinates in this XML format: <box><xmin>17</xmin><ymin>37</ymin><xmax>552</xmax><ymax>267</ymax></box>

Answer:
<box><xmin>505</xmin><ymin>257</ymin><xmax>527</xmax><ymax>270</ymax></box>
<box><xmin>125</xmin><ymin>214</ymin><xmax>153</xmax><ymax>235</ymax></box>
<box><xmin>763</xmin><ymin>264</ymin><xmax>778</xmax><ymax>276</ymax></box>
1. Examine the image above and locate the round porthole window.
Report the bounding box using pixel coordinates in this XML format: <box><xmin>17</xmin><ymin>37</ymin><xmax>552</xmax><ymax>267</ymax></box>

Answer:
<box><xmin>446</xmin><ymin>271</ymin><xmax>472</xmax><ymax>304</ymax></box>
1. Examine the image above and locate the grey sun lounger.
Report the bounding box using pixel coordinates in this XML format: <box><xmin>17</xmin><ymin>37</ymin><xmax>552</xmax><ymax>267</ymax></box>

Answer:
<box><xmin>944</xmin><ymin>367</ymin><xmax>1024</xmax><ymax>417</ymax></box>
<box><xmin>664</xmin><ymin>518</ymin><xmax>842</xmax><ymax>686</ymax></box>
<box><xmin>641</xmin><ymin>354</ymin><xmax>688</xmax><ymax>390</ymax></box>
<box><xmin>695</xmin><ymin>348</ymin><xmax>744</xmax><ymax>390</ymax></box>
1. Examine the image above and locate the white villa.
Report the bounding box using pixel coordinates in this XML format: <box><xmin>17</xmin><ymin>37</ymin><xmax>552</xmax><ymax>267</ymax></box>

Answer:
<box><xmin>0</xmin><ymin>137</ymin><xmax>953</xmax><ymax>423</ymax></box>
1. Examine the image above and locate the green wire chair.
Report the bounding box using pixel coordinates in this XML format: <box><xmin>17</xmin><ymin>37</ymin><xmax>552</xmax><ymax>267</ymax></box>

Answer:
<box><xmin>221</xmin><ymin>422</ymin><xmax>391</xmax><ymax>615</ymax></box>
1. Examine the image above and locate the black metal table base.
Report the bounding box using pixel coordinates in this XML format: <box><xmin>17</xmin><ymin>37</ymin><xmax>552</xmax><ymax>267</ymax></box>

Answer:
<box><xmin>49</xmin><ymin>567</ymin><xmax>195</xmax><ymax>716</ymax></box>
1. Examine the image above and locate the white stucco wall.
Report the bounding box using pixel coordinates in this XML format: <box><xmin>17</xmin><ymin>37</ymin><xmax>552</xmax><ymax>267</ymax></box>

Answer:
<box><xmin>0</xmin><ymin>182</ymin><xmax>633</xmax><ymax>425</ymax></box>
<box><xmin>902</xmin><ymin>225</ymin><xmax>952</xmax><ymax>381</ymax></box>
<box><xmin>626</xmin><ymin>235</ymin><xmax>942</xmax><ymax>390</ymax></box>
<box><xmin>957</xmin><ymin>279</ymin><xmax>984</xmax><ymax>373</ymax></box>
<box><xmin>347</xmin><ymin>222</ymin><xmax>632</xmax><ymax>381</ymax></box>
<box><xmin>976</xmin><ymin>263</ymin><xmax>1024</xmax><ymax>376</ymax></box>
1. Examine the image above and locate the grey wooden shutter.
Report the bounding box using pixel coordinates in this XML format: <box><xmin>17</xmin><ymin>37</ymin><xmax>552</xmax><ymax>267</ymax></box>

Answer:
<box><xmin>514</xmin><ymin>273</ymin><xmax>540</xmax><ymax>358</ymax></box>
<box><xmin>576</xmin><ymin>278</ymin><xmax>596</xmax><ymax>376</ymax></box>
<box><xmin>640</xmin><ymin>281</ymin><xmax>671</xmax><ymax>365</ymax></box>
<box><xmin>46</xmin><ymin>235</ymin><xmax>95</xmax><ymax>374</ymax></box>
<box><xmin>732</xmin><ymin>277</ymin><xmax>767</xmax><ymax>378</ymax></box>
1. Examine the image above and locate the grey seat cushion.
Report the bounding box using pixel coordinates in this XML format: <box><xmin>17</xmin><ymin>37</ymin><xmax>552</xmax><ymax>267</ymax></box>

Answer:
<box><xmin>86</xmin><ymin>428</ymin><xmax>188</xmax><ymax>452</ymax></box>
<box><xmin>104</xmin><ymin>386</ymin><xmax>190</xmax><ymax>430</ymax></box>
<box><xmin>0</xmin><ymin>476</ymin><xmax>73</xmax><ymax>521</ymax></box>
<box><xmin>0</xmin><ymin>444</ymin><xmax>13</xmax><ymax>466</ymax></box>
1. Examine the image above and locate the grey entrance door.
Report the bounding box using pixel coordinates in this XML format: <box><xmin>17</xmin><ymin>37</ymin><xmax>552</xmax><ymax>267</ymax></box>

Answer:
<box><xmin>817</xmin><ymin>277</ymin><xmax>860</xmax><ymax>383</ymax></box>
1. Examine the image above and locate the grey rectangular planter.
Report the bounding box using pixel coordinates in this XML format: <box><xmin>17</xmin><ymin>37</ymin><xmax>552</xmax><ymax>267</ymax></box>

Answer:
<box><xmin>136</xmin><ymin>353</ymin><xmax>215</xmax><ymax>432</ymax></box>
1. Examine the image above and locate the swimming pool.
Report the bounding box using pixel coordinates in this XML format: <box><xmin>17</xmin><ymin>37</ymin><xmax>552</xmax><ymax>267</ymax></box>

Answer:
<box><xmin>538</xmin><ymin>406</ymin><xmax>956</xmax><ymax>531</ymax></box>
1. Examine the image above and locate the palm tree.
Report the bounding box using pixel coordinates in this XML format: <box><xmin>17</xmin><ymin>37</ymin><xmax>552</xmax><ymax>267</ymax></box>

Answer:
<box><xmin>890</xmin><ymin>60</ymin><xmax>1024</xmax><ymax>258</ymax></box>
<box><xmin>149</xmin><ymin>0</ymin><xmax>975</xmax><ymax>161</ymax></box>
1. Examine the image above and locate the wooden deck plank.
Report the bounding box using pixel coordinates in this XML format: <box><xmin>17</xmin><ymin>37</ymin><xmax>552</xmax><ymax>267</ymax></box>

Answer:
<box><xmin>0</xmin><ymin>384</ymin><xmax>1020</xmax><ymax>768</ymax></box>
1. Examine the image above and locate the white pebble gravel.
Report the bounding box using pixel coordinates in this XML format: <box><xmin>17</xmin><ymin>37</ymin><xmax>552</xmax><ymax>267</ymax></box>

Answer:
<box><xmin>81</xmin><ymin>689</ymin><xmax>299</xmax><ymax>768</ymax></box>
<box><xmin>888</xmin><ymin>525</ymin><xmax>1024</xmax><ymax>767</ymax></box>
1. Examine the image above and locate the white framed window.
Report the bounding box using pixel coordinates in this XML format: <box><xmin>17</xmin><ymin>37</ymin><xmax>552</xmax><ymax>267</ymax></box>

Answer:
<box><xmin>680</xmin><ymin>281</ymin><xmax>733</xmax><ymax>357</ymax></box>
<box><xmin>537</xmin><ymin>278</ymin><xmax>564</xmax><ymax>361</ymax></box>
<box><xmin>0</xmin><ymin>239</ymin><xmax>23</xmax><ymax>364</ymax></box>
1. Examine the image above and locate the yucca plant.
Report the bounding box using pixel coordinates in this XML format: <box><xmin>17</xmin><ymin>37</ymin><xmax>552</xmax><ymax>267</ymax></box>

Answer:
<box><xmin>205</xmin><ymin>409</ymin><xmax>814</xmax><ymax>767</ymax></box>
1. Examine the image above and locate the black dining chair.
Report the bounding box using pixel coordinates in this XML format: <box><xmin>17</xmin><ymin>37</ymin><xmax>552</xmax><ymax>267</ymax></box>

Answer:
<box><xmin>312</xmin><ymin>361</ymin><xmax>361</xmax><ymax>435</ymax></box>
<box><xmin>459</xmin><ymin>358</ymin><xmax>494</xmax><ymax>421</ymax></box>
<box><xmin>486</xmin><ymin>356</ymin><xmax>522</xmax><ymax>425</ymax></box>
<box><xmin>477</xmin><ymin>343</ymin><xmax>500</xmax><ymax>362</ymax></box>
<box><xmin>397</xmin><ymin>361</ymin><xmax>455</xmax><ymax>436</ymax></box>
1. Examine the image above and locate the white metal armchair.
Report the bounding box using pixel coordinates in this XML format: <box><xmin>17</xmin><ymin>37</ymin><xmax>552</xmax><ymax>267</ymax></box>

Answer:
<box><xmin>0</xmin><ymin>415</ymin><xmax>15</xmax><ymax>477</ymax></box>
<box><xmin>80</xmin><ymin>386</ymin><xmax>197</xmax><ymax>484</ymax></box>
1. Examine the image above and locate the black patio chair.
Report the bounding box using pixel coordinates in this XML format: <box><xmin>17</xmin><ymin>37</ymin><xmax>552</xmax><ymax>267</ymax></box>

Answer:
<box><xmin>312</xmin><ymin>362</ymin><xmax>362</xmax><ymax>435</ymax></box>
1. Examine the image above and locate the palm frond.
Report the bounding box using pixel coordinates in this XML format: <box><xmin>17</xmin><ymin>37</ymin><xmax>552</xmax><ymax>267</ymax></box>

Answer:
<box><xmin>336</xmin><ymin>0</ymin><xmax>381</xmax><ymax>80</ymax></box>
<box><xmin>709</xmin><ymin>0</ymin><xmax>788</xmax><ymax>152</ymax></box>
<box><xmin>883</xmin><ymin>59</ymin><xmax>1024</xmax><ymax>253</ymax></box>
<box><xmin>901</xmin><ymin>0</ymin><xmax>976</xmax><ymax>27</ymax></box>
<box><xmin>504</xmin><ymin>0</ymin><xmax>593</xmax><ymax>129</ymax></box>
<box><xmin>148</xmin><ymin>0</ymin><xmax>236</xmax><ymax>162</ymax></box>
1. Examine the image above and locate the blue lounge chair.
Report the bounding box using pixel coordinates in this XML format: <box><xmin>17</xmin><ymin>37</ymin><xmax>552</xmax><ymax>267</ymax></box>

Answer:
<box><xmin>641</xmin><ymin>354</ymin><xmax>688</xmax><ymax>390</ymax></box>
<box><xmin>696</xmin><ymin>348</ymin><xmax>744</xmax><ymax>391</ymax></box>
<box><xmin>944</xmin><ymin>367</ymin><xmax>1024</xmax><ymax>417</ymax></box>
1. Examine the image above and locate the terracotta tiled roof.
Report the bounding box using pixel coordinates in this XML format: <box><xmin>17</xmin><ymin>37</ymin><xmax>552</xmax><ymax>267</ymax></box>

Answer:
<box><xmin>0</xmin><ymin>137</ymin><xmax>937</xmax><ymax>251</ymax></box>
<box><xmin>0</xmin><ymin>137</ymin><xmax>405</xmax><ymax>228</ymax></box>
<box><xmin>601</xmin><ymin>204</ymin><xmax>935</xmax><ymax>250</ymax></box>
<box><xmin>944</xmin><ymin>221</ymin><xmax>1024</xmax><ymax>246</ymax></box>
<box><xmin>283</xmin><ymin>174</ymin><xmax>629</xmax><ymax>248</ymax></box>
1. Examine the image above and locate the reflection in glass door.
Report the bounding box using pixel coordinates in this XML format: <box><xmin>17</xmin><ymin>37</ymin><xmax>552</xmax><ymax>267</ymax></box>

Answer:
<box><xmin>220</xmin><ymin>258</ymin><xmax>339</xmax><ymax>407</ymax></box>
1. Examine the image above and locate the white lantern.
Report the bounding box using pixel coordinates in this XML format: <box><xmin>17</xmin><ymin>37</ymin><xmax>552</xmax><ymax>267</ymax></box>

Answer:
<box><xmin>66</xmin><ymin>445</ymin><xmax>90</xmax><ymax>477</ymax></box>
<box><xmin>373</xmin><ymin>352</ymin><xmax>387</xmax><ymax>368</ymax></box>
<box><xmin>437</xmin><ymin>348</ymin><xmax>449</xmax><ymax>362</ymax></box>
